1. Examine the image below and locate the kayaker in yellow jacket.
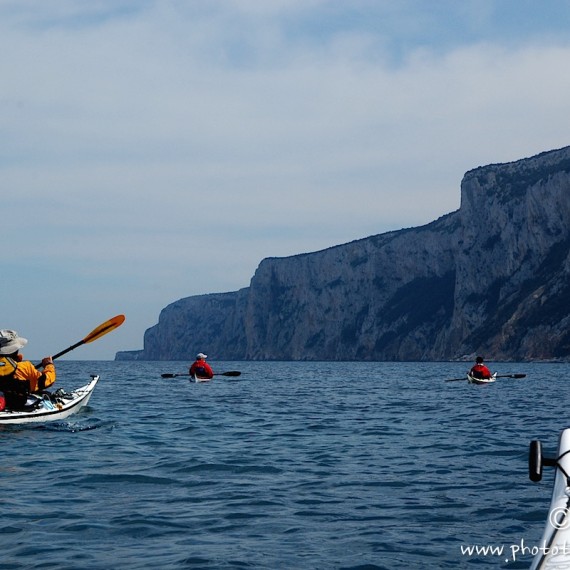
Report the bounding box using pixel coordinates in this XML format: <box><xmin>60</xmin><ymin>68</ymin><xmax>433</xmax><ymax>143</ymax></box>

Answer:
<box><xmin>0</xmin><ymin>329</ymin><xmax>56</xmax><ymax>409</ymax></box>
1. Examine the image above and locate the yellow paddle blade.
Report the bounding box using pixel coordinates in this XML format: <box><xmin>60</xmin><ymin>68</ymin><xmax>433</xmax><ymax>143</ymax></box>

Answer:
<box><xmin>46</xmin><ymin>315</ymin><xmax>126</xmax><ymax>364</ymax></box>
<box><xmin>83</xmin><ymin>315</ymin><xmax>126</xmax><ymax>344</ymax></box>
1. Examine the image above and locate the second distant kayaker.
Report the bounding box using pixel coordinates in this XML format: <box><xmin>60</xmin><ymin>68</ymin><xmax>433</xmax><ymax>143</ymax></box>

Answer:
<box><xmin>469</xmin><ymin>356</ymin><xmax>492</xmax><ymax>379</ymax></box>
<box><xmin>189</xmin><ymin>353</ymin><xmax>214</xmax><ymax>380</ymax></box>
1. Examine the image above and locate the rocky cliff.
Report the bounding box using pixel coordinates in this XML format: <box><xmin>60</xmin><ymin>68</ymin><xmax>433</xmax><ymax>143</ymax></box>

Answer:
<box><xmin>117</xmin><ymin>146</ymin><xmax>570</xmax><ymax>361</ymax></box>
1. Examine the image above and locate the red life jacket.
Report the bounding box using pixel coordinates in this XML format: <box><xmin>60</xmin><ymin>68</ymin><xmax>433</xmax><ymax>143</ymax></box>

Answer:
<box><xmin>470</xmin><ymin>363</ymin><xmax>492</xmax><ymax>379</ymax></box>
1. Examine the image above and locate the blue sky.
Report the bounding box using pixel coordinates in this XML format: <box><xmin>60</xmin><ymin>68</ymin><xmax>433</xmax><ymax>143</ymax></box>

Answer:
<box><xmin>2</xmin><ymin>0</ymin><xmax>570</xmax><ymax>360</ymax></box>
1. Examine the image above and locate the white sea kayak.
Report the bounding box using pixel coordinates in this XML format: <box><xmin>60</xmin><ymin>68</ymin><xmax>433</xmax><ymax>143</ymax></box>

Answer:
<box><xmin>467</xmin><ymin>372</ymin><xmax>497</xmax><ymax>385</ymax></box>
<box><xmin>190</xmin><ymin>374</ymin><xmax>213</xmax><ymax>383</ymax></box>
<box><xmin>0</xmin><ymin>375</ymin><xmax>99</xmax><ymax>425</ymax></box>
<box><xmin>529</xmin><ymin>428</ymin><xmax>570</xmax><ymax>569</ymax></box>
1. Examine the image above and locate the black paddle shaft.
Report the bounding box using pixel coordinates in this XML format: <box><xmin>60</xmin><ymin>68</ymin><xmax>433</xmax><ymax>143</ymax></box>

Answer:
<box><xmin>161</xmin><ymin>371</ymin><xmax>241</xmax><ymax>378</ymax></box>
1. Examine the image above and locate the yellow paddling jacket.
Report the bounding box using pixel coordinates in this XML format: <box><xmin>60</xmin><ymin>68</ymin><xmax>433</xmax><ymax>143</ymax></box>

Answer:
<box><xmin>14</xmin><ymin>360</ymin><xmax>56</xmax><ymax>393</ymax></box>
<box><xmin>0</xmin><ymin>358</ymin><xmax>56</xmax><ymax>410</ymax></box>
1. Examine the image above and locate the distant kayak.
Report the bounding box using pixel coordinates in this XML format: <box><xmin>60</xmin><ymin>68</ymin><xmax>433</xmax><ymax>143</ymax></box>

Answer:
<box><xmin>190</xmin><ymin>374</ymin><xmax>213</xmax><ymax>383</ymax></box>
<box><xmin>446</xmin><ymin>372</ymin><xmax>525</xmax><ymax>383</ymax></box>
<box><xmin>0</xmin><ymin>375</ymin><xmax>99</xmax><ymax>425</ymax></box>
<box><xmin>162</xmin><ymin>371</ymin><xmax>241</xmax><ymax>379</ymax></box>
<box><xmin>467</xmin><ymin>372</ymin><xmax>497</xmax><ymax>385</ymax></box>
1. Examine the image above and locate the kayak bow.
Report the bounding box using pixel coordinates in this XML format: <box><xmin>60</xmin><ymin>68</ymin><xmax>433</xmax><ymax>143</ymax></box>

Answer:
<box><xmin>529</xmin><ymin>428</ymin><xmax>570</xmax><ymax>569</ymax></box>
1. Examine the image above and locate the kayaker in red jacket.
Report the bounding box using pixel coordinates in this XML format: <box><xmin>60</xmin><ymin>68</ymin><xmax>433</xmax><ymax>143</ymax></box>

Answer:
<box><xmin>189</xmin><ymin>353</ymin><xmax>214</xmax><ymax>379</ymax></box>
<box><xmin>470</xmin><ymin>356</ymin><xmax>492</xmax><ymax>379</ymax></box>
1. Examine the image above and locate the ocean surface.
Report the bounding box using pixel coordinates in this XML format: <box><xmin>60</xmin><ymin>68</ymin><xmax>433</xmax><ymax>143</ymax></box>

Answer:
<box><xmin>1</xmin><ymin>360</ymin><xmax>569</xmax><ymax>569</ymax></box>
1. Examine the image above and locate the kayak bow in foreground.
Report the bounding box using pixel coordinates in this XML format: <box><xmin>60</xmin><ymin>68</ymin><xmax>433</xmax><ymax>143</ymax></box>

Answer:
<box><xmin>529</xmin><ymin>428</ymin><xmax>570</xmax><ymax>569</ymax></box>
<box><xmin>0</xmin><ymin>375</ymin><xmax>99</xmax><ymax>425</ymax></box>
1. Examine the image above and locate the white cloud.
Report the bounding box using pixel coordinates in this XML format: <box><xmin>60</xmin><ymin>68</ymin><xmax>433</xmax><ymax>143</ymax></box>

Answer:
<box><xmin>2</xmin><ymin>1</ymin><xmax>570</xmax><ymax>358</ymax></box>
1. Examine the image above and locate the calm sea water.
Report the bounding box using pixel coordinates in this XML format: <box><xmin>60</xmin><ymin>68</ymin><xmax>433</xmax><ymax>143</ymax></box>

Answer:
<box><xmin>0</xmin><ymin>360</ymin><xmax>568</xmax><ymax>569</ymax></box>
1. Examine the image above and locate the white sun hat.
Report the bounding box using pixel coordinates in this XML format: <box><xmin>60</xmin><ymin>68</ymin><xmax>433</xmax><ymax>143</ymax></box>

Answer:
<box><xmin>0</xmin><ymin>330</ymin><xmax>28</xmax><ymax>355</ymax></box>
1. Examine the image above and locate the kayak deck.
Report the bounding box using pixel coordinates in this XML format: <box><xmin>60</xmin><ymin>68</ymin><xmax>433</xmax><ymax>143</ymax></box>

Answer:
<box><xmin>467</xmin><ymin>372</ymin><xmax>497</xmax><ymax>385</ymax></box>
<box><xmin>191</xmin><ymin>374</ymin><xmax>213</xmax><ymax>383</ymax></box>
<box><xmin>0</xmin><ymin>375</ymin><xmax>99</xmax><ymax>425</ymax></box>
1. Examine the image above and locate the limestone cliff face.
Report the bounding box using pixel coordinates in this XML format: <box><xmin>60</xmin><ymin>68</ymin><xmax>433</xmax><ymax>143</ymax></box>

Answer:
<box><xmin>117</xmin><ymin>146</ymin><xmax>570</xmax><ymax>361</ymax></box>
<box><xmin>241</xmin><ymin>215</ymin><xmax>459</xmax><ymax>360</ymax></box>
<box><xmin>139</xmin><ymin>289</ymin><xmax>249</xmax><ymax>360</ymax></box>
<box><xmin>450</xmin><ymin>147</ymin><xmax>570</xmax><ymax>359</ymax></box>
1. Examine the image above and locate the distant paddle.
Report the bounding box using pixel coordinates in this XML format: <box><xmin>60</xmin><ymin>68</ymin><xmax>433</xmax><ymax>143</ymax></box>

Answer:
<box><xmin>38</xmin><ymin>315</ymin><xmax>126</xmax><ymax>366</ymax></box>
<box><xmin>161</xmin><ymin>371</ymin><xmax>241</xmax><ymax>378</ymax></box>
<box><xmin>445</xmin><ymin>373</ymin><xmax>526</xmax><ymax>383</ymax></box>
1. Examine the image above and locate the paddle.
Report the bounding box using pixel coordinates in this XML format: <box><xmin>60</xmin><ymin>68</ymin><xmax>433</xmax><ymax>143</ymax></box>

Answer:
<box><xmin>37</xmin><ymin>315</ymin><xmax>126</xmax><ymax>366</ymax></box>
<box><xmin>445</xmin><ymin>373</ymin><xmax>526</xmax><ymax>383</ymax></box>
<box><xmin>161</xmin><ymin>371</ymin><xmax>241</xmax><ymax>378</ymax></box>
